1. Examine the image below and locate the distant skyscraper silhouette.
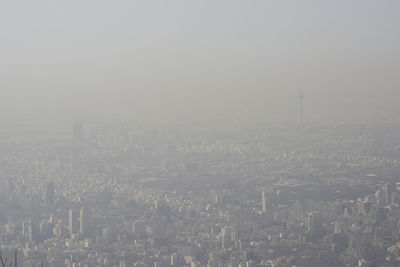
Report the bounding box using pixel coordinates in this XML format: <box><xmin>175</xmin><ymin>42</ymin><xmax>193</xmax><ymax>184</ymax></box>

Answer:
<box><xmin>80</xmin><ymin>207</ymin><xmax>92</xmax><ymax>235</ymax></box>
<box><xmin>299</xmin><ymin>93</ymin><xmax>304</xmax><ymax>125</ymax></box>
<box><xmin>69</xmin><ymin>209</ymin><xmax>78</xmax><ymax>237</ymax></box>
<box><xmin>261</xmin><ymin>191</ymin><xmax>267</xmax><ymax>213</ymax></box>
<box><xmin>306</xmin><ymin>211</ymin><xmax>323</xmax><ymax>240</ymax></box>
<box><xmin>44</xmin><ymin>182</ymin><xmax>55</xmax><ymax>208</ymax></box>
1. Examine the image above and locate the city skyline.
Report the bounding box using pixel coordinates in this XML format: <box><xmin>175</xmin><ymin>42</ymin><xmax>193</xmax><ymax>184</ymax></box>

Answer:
<box><xmin>1</xmin><ymin>1</ymin><xmax>400</xmax><ymax>266</ymax></box>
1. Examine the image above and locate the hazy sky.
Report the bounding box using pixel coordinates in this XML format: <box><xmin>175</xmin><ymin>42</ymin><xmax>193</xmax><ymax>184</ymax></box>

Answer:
<box><xmin>1</xmin><ymin>1</ymin><xmax>400</xmax><ymax>125</ymax></box>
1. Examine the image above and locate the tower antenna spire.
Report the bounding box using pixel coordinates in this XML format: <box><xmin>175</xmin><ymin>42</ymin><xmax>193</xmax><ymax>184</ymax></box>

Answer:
<box><xmin>299</xmin><ymin>92</ymin><xmax>304</xmax><ymax>126</ymax></box>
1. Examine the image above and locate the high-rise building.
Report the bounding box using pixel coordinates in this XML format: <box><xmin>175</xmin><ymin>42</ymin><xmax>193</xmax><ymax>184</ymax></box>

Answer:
<box><xmin>375</xmin><ymin>189</ymin><xmax>385</xmax><ymax>208</ymax></box>
<box><xmin>44</xmin><ymin>182</ymin><xmax>55</xmax><ymax>208</ymax></box>
<box><xmin>80</xmin><ymin>207</ymin><xmax>91</xmax><ymax>236</ymax></box>
<box><xmin>170</xmin><ymin>253</ymin><xmax>178</xmax><ymax>266</ymax></box>
<box><xmin>306</xmin><ymin>211</ymin><xmax>324</xmax><ymax>240</ymax></box>
<box><xmin>69</xmin><ymin>209</ymin><xmax>78</xmax><ymax>237</ymax></box>
<box><xmin>261</xmin><ymin>191</ymin><xmax>267</xmax><ymax>213</ymax></box>
<box><xmin>384</xmin><ymin>183</ymin><xmax>396</xmax><ymax>205</ymax></box>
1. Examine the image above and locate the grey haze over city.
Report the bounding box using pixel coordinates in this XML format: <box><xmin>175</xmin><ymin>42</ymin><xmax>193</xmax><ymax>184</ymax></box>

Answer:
<box><xmin>1</xmin><ymin>1</ymin><xmax>400</xmax><ymax>126</ymax></box>
<box><xmin>2</xmin><ymin>1</ymin><xmax>400</xmax><ymax>267</ymax></box>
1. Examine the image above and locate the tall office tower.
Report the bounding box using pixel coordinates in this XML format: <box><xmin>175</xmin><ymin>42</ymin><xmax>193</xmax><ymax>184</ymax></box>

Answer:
<box><xmin>375</xmin><ymin>189</ymin><xmax>385</xmax><ymax>208</ymax></box>
<box><xmin>170</xmin><ymin>253</ymin><xmax>178</xmax><ymax>266</ymax></box>
<box><xmin>261</xmin><ymin>191</ymin><xmax>267</xmax><ymax>213</ymax></box>
<box><xmin>384</xmin><ymin>183</ymin><xmax>396</xmax><ymax>205</ymax></box>
<box><xmin>221</xmin><ymin>226</ymin><xmax>232</xmax><ymax>249</ymax></box>
<box><xmin>44</xmin><ymin>182</ymin><xmax>55</xmax><ymax>207</ymax></box>
<box><xmin>27</xmin><ymin>220</ymin><xmax>38</xmax><ymax>241</ymax></box>
<box><xmin>306</xmin><ymin>211</ymin><xmax>323</xmax><ymax>240</ymax></box>
<box><xmin>69</xmin><ymin>209</ymin><xmax>78</xmax><ymax>237</ymax></box>
<box><xmin>80</xmin><ymin>207</ymin><xmax>92</xmax><ymax>235</ymax></box>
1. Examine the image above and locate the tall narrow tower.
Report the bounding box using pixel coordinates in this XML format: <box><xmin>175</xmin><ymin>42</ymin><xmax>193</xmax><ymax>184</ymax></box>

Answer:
<box><xmin>299</xmin><ymin>93</ymin><xmax>304</xmax><ymax>125</ymax></box>
<box><xmin>80</xmin><ymin>207</ymin><xmax>92</xmax><ymax>236</ymax></box>
<box><xmin>69</xmin><ymin>209</ymin><xmax>78</xmax><ymax>237</ymax></box>
<box><xmin>262</xmin><ymin>191</ymin><xmax>267</xmax><ymax>213</ymax></box>
<box><xmin>44</xmin><ymin>182</ymin><xmax>55</xmax><ymax>208</ymax></box>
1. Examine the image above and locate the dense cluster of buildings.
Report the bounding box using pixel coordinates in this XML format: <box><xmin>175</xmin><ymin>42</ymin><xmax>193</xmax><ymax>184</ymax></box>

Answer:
<box><xmin>1</xmin><ymin>122</ymin><xmax>400</xmax><ymax>266</ymax></box>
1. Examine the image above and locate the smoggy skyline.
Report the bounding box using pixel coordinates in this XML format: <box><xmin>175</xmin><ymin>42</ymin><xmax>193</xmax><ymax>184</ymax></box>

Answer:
<box><xmin>1</xmin><ymin>1</ymin><xmax>400</xmax><ymax>126</ymax></box>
